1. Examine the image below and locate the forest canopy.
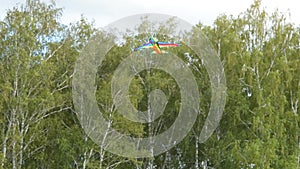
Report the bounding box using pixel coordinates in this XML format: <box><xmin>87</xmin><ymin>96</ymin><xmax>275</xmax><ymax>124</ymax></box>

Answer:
<box><xmin>0</xmin><ymin>0</ymin><xmax>299</xmax><ymax>168</ymax></box>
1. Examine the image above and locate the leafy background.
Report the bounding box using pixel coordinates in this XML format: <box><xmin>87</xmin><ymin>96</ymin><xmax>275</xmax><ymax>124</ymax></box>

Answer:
<box><xmin>0</xmin><ymin>0</ymin><xmax>299</xmax><ymax>168</ymax></box>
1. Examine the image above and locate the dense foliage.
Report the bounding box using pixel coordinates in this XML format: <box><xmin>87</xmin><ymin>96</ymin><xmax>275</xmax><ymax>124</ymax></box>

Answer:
<box><xmin>0</xmin><ymin>0</ymin><xmax>299</xmax><ymax>168</ymax></box>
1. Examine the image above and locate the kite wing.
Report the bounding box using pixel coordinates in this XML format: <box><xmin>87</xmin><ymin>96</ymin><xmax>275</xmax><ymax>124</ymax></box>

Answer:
<box><xmin>158</xmin><ymin>41</ymin><xmax>181</xmax><ymax>48</ymax></box>
<box><xmin>134</xmin><ymin>43</ymin><xmax>153</xmax><ymax>51</ymax></box>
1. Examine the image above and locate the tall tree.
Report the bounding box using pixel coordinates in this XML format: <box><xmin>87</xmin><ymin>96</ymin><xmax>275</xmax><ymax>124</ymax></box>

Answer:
<box><xmin>0</xmin><ymin>0</ymin><xmax>79</xmax><ymax>168</ymax></box>
<box><xmin>197</xmin><ymin>0</ymin><xmax>299</xmax><ymax>168</ymax></box>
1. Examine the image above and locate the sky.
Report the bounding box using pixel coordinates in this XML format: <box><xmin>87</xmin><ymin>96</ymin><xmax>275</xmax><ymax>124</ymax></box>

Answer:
<box><xmin>0</xmin><ymin>0</ymin><xmax>299</xmax><ymax>28</ymax></box>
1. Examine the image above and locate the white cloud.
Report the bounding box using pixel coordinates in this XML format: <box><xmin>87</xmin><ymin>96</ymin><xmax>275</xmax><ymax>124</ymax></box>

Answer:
<box><xmin>56</xmin><ymin>0</ymin><xmax>254</xmax><ymax>27</ymax></box>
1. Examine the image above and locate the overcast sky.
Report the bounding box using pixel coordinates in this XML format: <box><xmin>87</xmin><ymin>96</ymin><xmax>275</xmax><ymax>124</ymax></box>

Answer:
<box><xmin>1</xmin><ymin>0</ymin><xmax>299</xmax><ymax>28</ymax></box>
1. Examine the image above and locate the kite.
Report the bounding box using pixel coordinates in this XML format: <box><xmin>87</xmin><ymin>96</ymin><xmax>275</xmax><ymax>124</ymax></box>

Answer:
<box><xmin>134</xmin><ymin>37</ymin><xmax>181</xmax><ymax>54</ymax></box>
